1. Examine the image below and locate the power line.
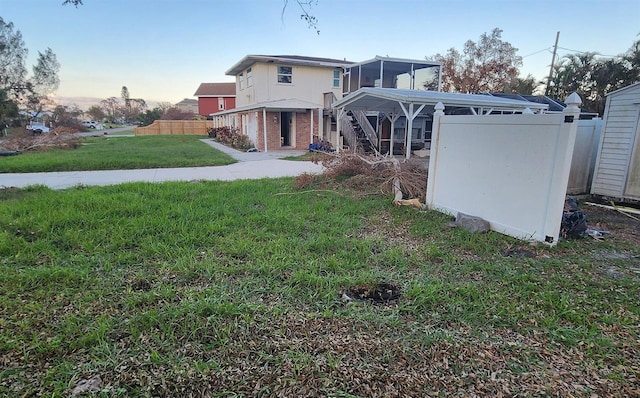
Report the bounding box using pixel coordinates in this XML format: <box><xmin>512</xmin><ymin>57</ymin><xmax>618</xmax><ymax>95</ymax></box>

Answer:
<box><xmin>521</xmin><ymin>47</ymin><xmax>553</xmax><ymax>58</ymax></box>
<box><xmin>556</xmin><ymin>46</ymin><xmax>623</xmax><ymax>58</ymax></box>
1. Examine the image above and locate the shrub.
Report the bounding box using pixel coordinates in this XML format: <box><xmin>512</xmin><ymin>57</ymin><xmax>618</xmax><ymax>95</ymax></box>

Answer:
<box><xmin>206</xmin><ymin>127</ymin><xmax>254</xmax><ymax>151</ymax></box>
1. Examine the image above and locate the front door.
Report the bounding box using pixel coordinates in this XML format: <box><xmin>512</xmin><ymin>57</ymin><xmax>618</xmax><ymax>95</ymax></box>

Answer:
<box><xmin>281</xmin><ymin>112</ymin><xmax>291</xmax><ymax>146</ymax></box>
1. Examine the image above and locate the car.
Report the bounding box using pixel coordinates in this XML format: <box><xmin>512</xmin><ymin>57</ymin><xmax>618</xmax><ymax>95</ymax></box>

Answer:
<box><xmin>82</xmin><ymin>121</ymin><xmax>97</xmax><ymax>129</ymax></box>
<box><xmin>26</xmin><ymin>122</ymin><xmax>50</xmax><ymax>135</ymax></box>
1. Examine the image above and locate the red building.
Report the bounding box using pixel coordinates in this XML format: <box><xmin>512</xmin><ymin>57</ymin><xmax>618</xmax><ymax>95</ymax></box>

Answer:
<box><xmin>193</xmin><ymin>82</ymin><xmax>236</xmax><ymax>116</ymax></box>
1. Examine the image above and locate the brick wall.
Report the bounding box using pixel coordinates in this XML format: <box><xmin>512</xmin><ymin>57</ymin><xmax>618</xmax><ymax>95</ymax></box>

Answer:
<box><xmin>234</xmin><ymin>110</ymin><xmax>319</xmax><ymax>151</ymax></box>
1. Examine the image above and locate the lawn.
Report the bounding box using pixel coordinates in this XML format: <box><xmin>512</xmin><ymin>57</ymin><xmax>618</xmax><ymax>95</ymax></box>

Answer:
<box><xmin>0</xmin><ymin>135</ymin><xmax>236</xmax><ymax>173</ymax></box>
<box><xmin>0</xmin><ymin>180</ymin><xmax>638</xmax><ymax>397</ymax></box>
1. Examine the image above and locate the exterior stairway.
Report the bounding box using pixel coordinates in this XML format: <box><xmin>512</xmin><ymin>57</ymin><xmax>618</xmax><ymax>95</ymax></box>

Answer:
<box><xmin>342</xmin><ymin>110</ymin><xmax>378</xmax><ymax>153</ymax></box>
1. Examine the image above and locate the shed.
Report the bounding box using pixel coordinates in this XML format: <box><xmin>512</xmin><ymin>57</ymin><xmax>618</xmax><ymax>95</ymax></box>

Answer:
<box><xmin>590</xmin><ymin>82</ymin><xmax>640</xmax><ymax>201</ymax></box>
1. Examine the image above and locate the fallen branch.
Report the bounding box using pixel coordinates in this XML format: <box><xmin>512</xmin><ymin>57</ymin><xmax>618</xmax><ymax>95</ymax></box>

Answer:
<box><xmin>315</xmin><ymin>151</ymin><xmax>427</xmax><ymax>204</ymax></box>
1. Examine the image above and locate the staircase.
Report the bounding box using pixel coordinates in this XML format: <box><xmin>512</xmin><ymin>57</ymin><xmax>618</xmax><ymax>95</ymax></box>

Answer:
<box><xmin>341</xmin><ymin>110</ymin><xmax>379</xmax><ymax>153</ymax></box>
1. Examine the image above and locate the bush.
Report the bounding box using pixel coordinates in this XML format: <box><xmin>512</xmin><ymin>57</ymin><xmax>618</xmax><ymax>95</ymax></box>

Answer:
<box><xmin>206</xmin><ymin>127</ymin><xmax>254</xmax><ymax>151</ymax></box>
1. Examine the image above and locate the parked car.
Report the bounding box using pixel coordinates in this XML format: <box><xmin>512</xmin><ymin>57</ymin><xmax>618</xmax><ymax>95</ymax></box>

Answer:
<box><xmin>82</xmin><ymin>121</ymin><xmax>97</xmax><ymax>129</ymax></box>
<box><xmin>26</xmin><ymin>122</ymin><xmax>50</xmax><ymax>135</ymax></box>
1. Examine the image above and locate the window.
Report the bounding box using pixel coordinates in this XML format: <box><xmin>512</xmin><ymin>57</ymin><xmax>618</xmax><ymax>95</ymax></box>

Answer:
<box><xmin>239</xmin><ymin>73</ymin><xmax>244</xmax><ymax>90</ymax></box>
<box><xmin>333</xmin><ymin>70</ymin><xmax>340</xmax><ymax>88</ymax></box>
<box><xmin>218</xmin><ymin>98</ymin><xmax>224</xmax><ymax>110</ymax></box>
<box><xmin>277</xmin><ymin>66</ymin><xmax>292</xmax><ymax>84</ymax></box>
<box><xmin>246</xmin><ymin>68</ymin><xmax>253</xmax><ymax>87</ymax></box>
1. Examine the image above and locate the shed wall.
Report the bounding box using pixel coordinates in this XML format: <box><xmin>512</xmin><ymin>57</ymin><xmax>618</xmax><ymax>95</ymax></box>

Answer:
<box><xmin>591</xmin><ymin>84</ymin><xmax>640</xmax><ymax>199</ymax></box>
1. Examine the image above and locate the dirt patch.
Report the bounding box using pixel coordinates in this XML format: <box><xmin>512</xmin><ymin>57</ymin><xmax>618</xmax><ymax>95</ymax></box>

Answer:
<box><xmin>583</xmin><ymin>204</ymin><xmax>640</xmax><ymax>247</ymax></box>
<box><xmin>345</xmin><ymin>282</ymin><xmax>401</xmax><ymax>304</ymax></box>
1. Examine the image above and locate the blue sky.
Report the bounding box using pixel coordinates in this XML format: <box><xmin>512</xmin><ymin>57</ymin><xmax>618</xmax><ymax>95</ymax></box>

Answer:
<box><xmin>3</xmin><ymin>0</ymin><xmax>639</xmax><ymax>108</ymax></box>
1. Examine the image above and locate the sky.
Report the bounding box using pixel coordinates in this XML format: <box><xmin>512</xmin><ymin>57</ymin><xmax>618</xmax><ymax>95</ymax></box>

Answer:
<box><xmin>2</xmin><ymin>0</ymin><xmax>639</xmax><ymax>109</ymax></box>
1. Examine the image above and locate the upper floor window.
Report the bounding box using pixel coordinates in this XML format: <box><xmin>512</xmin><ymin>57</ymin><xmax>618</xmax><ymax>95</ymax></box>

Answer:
<box><xmin>218</xmin><ymin>97</ymin><xmax>224</xmax><ymax>110</ymax></box>
<box><xmin>246</xmin><ymin>68</ymin><xmax>253</xmax><ymax>87</ymax></box>
<box><xmin>277</xmin><ymin>66</ymin><xmax>292</xmax><ymax>84</ymax></box>
<box><xmin>333</xmin><ymin>70</ymin><xmax>340</xmax><ymax>88</ymax></box>
<box><xmin>239</xmin><ymin>73</ymin><xmax>244</xmax><ymax>90</ymax></box>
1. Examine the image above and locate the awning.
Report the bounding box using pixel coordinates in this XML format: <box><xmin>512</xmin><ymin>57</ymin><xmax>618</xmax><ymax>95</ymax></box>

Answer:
<box><xmin>210</xmin><ymin>98</ymin><xmax>321</xmax><ymax>117</ymax></box>
<box><xmin>332</xmin><ymin>87</ymin><xmax>549</xmax><ymax>115</ymax></box>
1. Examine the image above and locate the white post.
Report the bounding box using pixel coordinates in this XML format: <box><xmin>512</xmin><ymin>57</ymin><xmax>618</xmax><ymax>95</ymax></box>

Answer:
<box><xmin>541</xmin><ymin>92</ymin><xmax>581</xmax><ymax>244</ymax></box>
<box><xmin>405</xmin><ymin>103</ymin><xmax>414</xmax><ymax>159</ymax></box>
<box><xmin>310</xmin><ymin>109</ymin><xmax>314</xmax><ymax>149</ymax></box>
<box><xmin>318</xmin><ymin>108</ymin><xmax>323</xmax><ymax>144</ymax></box>
<box><xmin>426</xmin><ymin>102</ymin><xmax>445</xmax><ymax>207</ymax></box>
<box><xmin>262</xmin><ymin>108</ymin><xmax>268</xmax><ymax>152</ymax></box>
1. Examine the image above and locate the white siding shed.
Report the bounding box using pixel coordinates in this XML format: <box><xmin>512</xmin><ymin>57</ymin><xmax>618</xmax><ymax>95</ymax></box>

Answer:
<box><xmin>591</xmin><ymin>82</ymin><xmax>640</xmax><ymax>200</ymax></box>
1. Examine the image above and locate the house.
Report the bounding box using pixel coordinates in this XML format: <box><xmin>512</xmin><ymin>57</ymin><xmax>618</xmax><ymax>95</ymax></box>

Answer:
<box><xmin>209</xmin><ymin>54</ymin><xmax>552</xmax><ymax>156</ymax></box>
<box><xmin>591</xmin><ymin>82</ymin><xmax>640</xmax><ymax>202</ymax></box>
<box><xmin>211</xmin><ymin>55</ymin><xmax>353</xmax><ymax>151</ymax></box>
<box><xmin>174</xmin><ymin>98</ymin><xmax>198</xmax><ymax>114</ymax></box>
<box><xmin>194</xmin><ymin>82</ymin><xmax>236</xmax><ymax>116</ymax></box>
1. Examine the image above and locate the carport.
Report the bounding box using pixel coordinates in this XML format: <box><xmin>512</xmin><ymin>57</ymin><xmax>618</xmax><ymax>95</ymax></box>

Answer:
<box><xmin>332</xmin><ymin>88</ymin><xmax>549</xmax><ymax>158</ymax></box>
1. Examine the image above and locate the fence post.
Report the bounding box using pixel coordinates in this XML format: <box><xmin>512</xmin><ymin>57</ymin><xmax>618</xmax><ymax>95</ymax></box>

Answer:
<box><xmin>425</xmin><ymin>102</ymin><xmax>445</xmax><ymax>207</ymax></box>
<box><xmin>542</xmin><ymin>92</ymin><xmax>581</xmax><ymax>244</ymax></box>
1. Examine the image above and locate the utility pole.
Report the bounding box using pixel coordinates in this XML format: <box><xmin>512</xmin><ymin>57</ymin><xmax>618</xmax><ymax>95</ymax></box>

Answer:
<box><xmin>545</xmin><ymin>31</ymin><xmax>560</xmax><ymax>96</ymax></box>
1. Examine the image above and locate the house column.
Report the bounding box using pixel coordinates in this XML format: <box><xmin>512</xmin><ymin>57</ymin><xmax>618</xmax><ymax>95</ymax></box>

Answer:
<box><xmin>310</xmin><ymin>108</ymin><xmax>314</xmax><ymax>148</ymax></box>
<box><xmin>385</xmin><ymin>112</ymin><xmax>401</xmax><ymax>155</ymax></box>
<box><xmin>317</xmin><ymin>108</ymin><xmax>323</xmax><ymax>144</ymax></box>
<box><xmin>399</xmin><ymin>102</ymin><xmax>426</xmax><ymax>159</ymax></box>
<box><xmin>262</xmin><ymin>108</ymin><xmax>268</xmax><ymax>152</ymax></box>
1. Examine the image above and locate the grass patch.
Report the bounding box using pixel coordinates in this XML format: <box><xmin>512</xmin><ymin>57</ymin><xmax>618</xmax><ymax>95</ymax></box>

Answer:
<box><xmin>0</xmin><ymin>180</ymin><xmax>638</xmax><ymax>396</ymax></box>
<box><xmin>0</xmin><ymin>135</ymin><xmax>235</xmax><ymax>173</ymax></box>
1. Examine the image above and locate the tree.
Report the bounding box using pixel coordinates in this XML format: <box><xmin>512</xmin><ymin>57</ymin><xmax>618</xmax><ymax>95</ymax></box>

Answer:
<box><xmin>24</xmin><ymin>48</ymin><xmax>60</xmax><ymax>117</ymax></box>
<box><xmin>623</xmin><ymin>38</ymin><xmax>640</xmax><ymax>81</ymax></box>
<box><xmin>429</xmin><ymin>28</ymin><xmax>522</xmax><ymax>93</ymax></box>
<box><xmin>137</xmin><ymin>108</ymin><xmax>162</xmax><ymax>127</ymax></box>
<box><xmin>0</xmin><ymin>17</ymin><xmax>60</xmax><ymax>119</ymax></box>
<box><xmin>547</xmin><ymin>41</ymin><xmax>638</xmax><ymax>115</ymax></box>
<box><xmin>100</xmin><ymin>97</ymin><xmax>120</xmax><ymax>122</ymax></box>
<box><xmin>0</xmin><ymin>89</ymin><xmax>19</xmax><ymax>133</ymax></box>
<box><xmin>161</xmin><ymin>107</ymin><xmax>195</xmax><ymax>120</ymax></box>
<box><xmin>0</xmin><ymin>17</ymin><xmax>28</xmax><ymax>99</ymax></box>
<box><xmin>51</xmin><ymin>104</ymin><xmax>82</xmax><ymax>127</ymax></box>
<box><xmin>86</xmin><ymin>105</ymin><xmax>105</xmax><ymax>122</ymax></box>
<box><xmin>156</xmin><ymin>101</ymin><xmax>174</xmax><ymax>114</ymax></box>
<box><xmin>119</xmin><ymin>86</ymin><xmax>146</xmax><ymax>123</ymax></box>
<box><xmin>502</xmin><ymin>74</ymin><xmax>541</xmax><ymax>95</ymax></box>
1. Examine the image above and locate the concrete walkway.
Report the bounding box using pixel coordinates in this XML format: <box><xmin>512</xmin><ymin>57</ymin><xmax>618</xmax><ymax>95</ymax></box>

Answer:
<box><xmin>0</xmin><ymin>138</ymin><xmax>323</xmax><ymax>190</ymax></box>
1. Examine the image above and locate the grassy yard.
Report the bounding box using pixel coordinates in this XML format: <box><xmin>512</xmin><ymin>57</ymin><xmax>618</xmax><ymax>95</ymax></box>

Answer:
<box><xmin>0</xmin><ymin>180</ymin><xmax>639</xmax><ymax>397</ymax></box>
<box><xmin>0</xmin><ymin>135</ymin><xmax>235</xmax><ymax>173</ymax></box>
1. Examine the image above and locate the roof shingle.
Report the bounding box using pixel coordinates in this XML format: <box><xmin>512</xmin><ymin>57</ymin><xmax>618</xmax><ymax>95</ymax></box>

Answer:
<box><xmin>194</xmin><ymin>82</ymin><xmax>236</xmax><ymax>97</ymax></box>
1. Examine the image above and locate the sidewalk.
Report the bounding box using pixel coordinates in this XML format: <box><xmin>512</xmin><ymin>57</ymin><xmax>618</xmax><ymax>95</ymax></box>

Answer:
<box><xmin>0</xmin><ymin>139</ymin><xmax>323</xmax><ymax>190</ymax></box>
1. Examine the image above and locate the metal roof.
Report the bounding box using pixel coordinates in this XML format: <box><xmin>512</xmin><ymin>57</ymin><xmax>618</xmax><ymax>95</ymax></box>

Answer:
<box><xmin>332</xmin><ymin>88</ymin><xmax>549</xmax><ymax>114</ymax></box>
<box><xmin>226</xmin><ymin>55</ymin><xmax>353</xmax><ymax>76</ymax></box>
<box><xmin>347</xmin><ymin>55</ymin><xmax>440</xmax><ymax>69</ymax></box>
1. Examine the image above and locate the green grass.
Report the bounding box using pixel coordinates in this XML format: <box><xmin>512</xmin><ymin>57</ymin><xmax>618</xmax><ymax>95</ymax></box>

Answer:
<box><xmin>0</xmin><ymin>135</ymin><xmax>236</xmax><ymax>173</ymax></box>
<box><xmin>0</xmin><ymin>181</ymin><xmax>638</xmax><ymax>396</ymax></box>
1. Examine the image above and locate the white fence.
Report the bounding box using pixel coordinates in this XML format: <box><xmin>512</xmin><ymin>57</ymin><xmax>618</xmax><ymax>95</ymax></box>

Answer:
<box><xmin>567</xmin><ymin>118</ymin><xmax>602</xmax><ymax>194</ymax></box>
<box><xmin>426</xmin><ymin>95</ymin><xmax>582</xmax><ymax>245</ymax></box>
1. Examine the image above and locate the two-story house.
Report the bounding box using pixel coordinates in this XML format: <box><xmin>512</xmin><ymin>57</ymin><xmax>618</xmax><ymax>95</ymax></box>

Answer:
<box><xmin>212</xmin><ymin>55</ymin><xmax>353</xmax><ymax>151</ymax></box>
<box><xmin>194</xmin><ymin>82</ymin><xmax>236</xmax><ymax>116</ymax></box>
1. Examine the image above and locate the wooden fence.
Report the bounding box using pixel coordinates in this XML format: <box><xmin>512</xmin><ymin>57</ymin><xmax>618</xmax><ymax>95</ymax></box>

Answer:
<box><xmin>134</xmin><ymin>120</ymin><xmax>213</xmax><ymax>136</ymax></box>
